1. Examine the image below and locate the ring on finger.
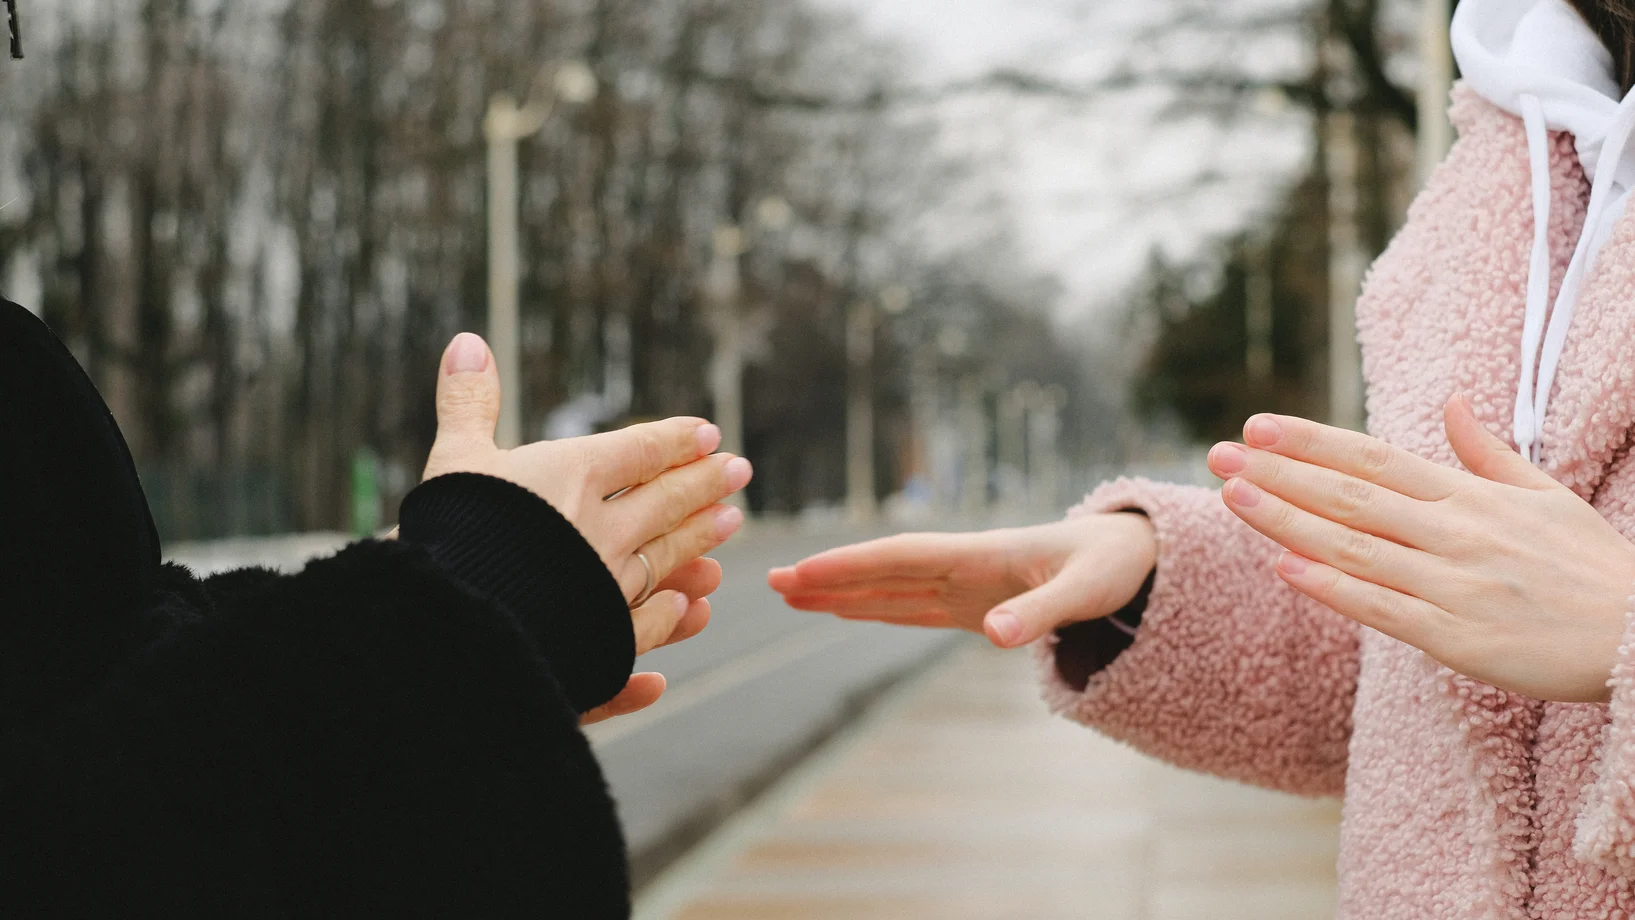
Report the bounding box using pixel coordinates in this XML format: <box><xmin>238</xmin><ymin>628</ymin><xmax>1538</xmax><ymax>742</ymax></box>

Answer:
<box><xmin>630</xmin><ymin>551</ymin><xmax>657</xmax><ymax>609</ymax></box>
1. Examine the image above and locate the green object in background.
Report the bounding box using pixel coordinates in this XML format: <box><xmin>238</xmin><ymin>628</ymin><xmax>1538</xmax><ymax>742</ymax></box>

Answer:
<box><xmin>351</xmin><ymin>448</ymin><xmax>381</xmax><ymax>537</ymax></box>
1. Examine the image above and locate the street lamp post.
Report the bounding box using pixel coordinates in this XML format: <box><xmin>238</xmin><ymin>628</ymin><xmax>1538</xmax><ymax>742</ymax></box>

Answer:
<box><xmin>1323</xmin><ymin>37</ymin><xmax>1366</xmax><ymax>432</ymax></box>
<box><xmin>706</xmin><ymin>225</ymin><xmax>747</xmax><ymax>460</ymax></box>
<box><xmin>959</xmin><ymin>375</ymin><xmax>988</xmax><ymax>515</ymax></box>
<box><xmin>1417</xmin><ymin>0</ymin><xmax>1454</xmax><ymax>187</ymax></box>
<box><xmin>483</xmin><ymin>63</ymin><xmax>596</xmax><ymax>448</ymax></box>
<box><xmin>845</xmin><ymin>296</ymin><xmax>877</xmax><ymax>522</ymax></box>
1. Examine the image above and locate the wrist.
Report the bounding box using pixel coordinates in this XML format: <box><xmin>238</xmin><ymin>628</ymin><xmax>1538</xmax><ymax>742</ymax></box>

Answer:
<box><xmin>1109</xmin><ymin>510</ymin><xmax>1158</xmax><ymax>573</ymax></box>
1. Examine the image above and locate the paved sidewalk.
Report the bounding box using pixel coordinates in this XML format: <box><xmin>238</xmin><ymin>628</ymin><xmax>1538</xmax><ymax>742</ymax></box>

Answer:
<box><xmin>635</xmin><ymin>642</ymin><xmax>1341</xmax><ymax>920</ymax></box>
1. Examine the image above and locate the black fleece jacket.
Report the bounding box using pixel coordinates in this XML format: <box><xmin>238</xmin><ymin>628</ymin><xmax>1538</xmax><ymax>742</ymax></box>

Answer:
<box><xmin>0</xmin><ymin>297</ymin><xmax>636</xmax><ymax>918</ymax></box>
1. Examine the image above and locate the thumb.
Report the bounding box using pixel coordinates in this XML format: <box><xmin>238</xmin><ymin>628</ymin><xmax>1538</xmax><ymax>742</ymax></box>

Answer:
<box><xmin>982</xmin><ymin>562</ymin><xmax>1104</xmax><ymax>650</ymax></box>
<box><xmin>432</xmin><ymin>333</ymin><xmax>502</xmax><ymax>456</ymax></box>
<box><xmin>1444</xmin><ymin>393</ymin><xmax>1555</xmax><ymax>490</ymax></box>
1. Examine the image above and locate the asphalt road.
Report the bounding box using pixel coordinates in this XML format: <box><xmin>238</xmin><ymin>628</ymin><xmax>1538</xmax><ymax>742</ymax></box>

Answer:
<box><xmin>585</xmin><ymin>519</ymin><xmax>967</xmax><ymax>885</ymax></box>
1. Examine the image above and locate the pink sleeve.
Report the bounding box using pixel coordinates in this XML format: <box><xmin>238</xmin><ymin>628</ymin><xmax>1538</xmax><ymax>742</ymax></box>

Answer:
<box><xmin>1034</xmin><ymin>477</ymin><xmax>1359</xmax><ymax>797</ymax></box>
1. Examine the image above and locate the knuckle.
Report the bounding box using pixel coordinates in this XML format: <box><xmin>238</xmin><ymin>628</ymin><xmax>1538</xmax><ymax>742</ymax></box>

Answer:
<box><xmin>1267</xmin><ymin>500</ymin><xmax>1299</xmax><ymax>535</ymax></box>
<box><xmin>657</xmin><ymin>472</ymin><xmax>693</xmax><ymax>515</ymax></box>
<box><xmin>1358</xmin><ymin>440</ymin><xmax>1394</xmax><ymax>479</ymax></box>
<box><xmin>1287</xmin><ymin>421</ymin><xmax>1319</xmax><ymax>455</ymax></box>
<box><xmin>604</xmin><ymin>516</ymin><xmax>638</xmax><ymax>557</ymax></box>
<box><xmin>1310</xmin><ymin>566</ymin><xmax>1344</xmax><ymax>603</ymax></box>
<box><xmin>688</xmin><ymin>511</ymin><xmax>724</xmax><ymax>554</ymax></box>
<box><xmin>641</xmin><ymin>536</ymin><xmax>680</xmax><ymax>582</ymax></box>
<box><xmin>638</xmin><ymin>431</ymin><xmax>666</xmax><ymax>479</ymax></box>
<box><xmin>1336</xmin><ymin>528</ymin><xmax>1379</xmax><ymax>570</ymax></box>
<box><xmin>1362</xmin><ymin>591</ymin><xmax>1412</xmax><ymax>630</ymax></box>
<box><xmin>1437</xmin><ymin>520</ymin><xmax>1483</xmax><ymax>558</ymax></box>
<box><xmin>438</xmin><ymin>388</ymin><xmax>493</xmax><ymax>419</ymax></box>
<box><xmin>1331</xmin><ymin>475</ymin><xmax>1374</xmax><ymax>518</ymax></box>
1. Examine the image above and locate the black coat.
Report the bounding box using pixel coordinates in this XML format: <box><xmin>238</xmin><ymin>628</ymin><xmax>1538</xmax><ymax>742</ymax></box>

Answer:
<box><xmin>0</xmin><ymin>297</ymin><xmax>635</xmax><ymax>918</ymax></box>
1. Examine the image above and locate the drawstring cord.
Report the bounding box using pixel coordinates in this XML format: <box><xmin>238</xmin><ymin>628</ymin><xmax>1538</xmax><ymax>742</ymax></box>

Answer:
<box><xmin>1516</xmin><ymin>95</ymin><xmax>1553</xmax><ymax>464</ymax></box>
<box><xmin>1514</xmin><ymin>90</ymin><xmax>1635</xmax><ymax>464</ymax></box>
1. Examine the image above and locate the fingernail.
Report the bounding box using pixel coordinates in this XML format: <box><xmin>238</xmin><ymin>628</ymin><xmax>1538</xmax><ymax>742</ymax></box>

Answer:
<box><xmin>673</xmin><ymin>593</ymin><xmax>691</xmax><ymax>616</ymax></box>
<box><xmin>1209</xmin><ymin>443</ymin><xmax>1248</xmax><ymax>476</ymax></box>
<box><xmin>696</xmin><ymin>424</ymin><xmax>722</xmax><ymax>455</ymax></box>
<box><xmin>1279</xmin><ymin>552</ymin><xmax>1309</xmax><ymax>576</ymax></box>
<box><xmin>724</xmin><ymin>457</ymin><xmax>754</xmax><ymax>491</ymax></box>
<box><xmin>1225</xmin><ymin>478</ymin><xmax>1261</xmax><ymax>507</ymax></box>
<box><xmin>446</xmin><ymin>333</ymin><xmax>489</xmax><ymax>375</ymax></box>
<box><xmin>715</xmin><ymin>505</ymin><xmax>745</xmax><ymax>540</ymax></box>
<box><xmin>987</xmin><ymin>610</ymin><xmax>1022</xmax><ymax>647</ymax></box>
<box><xmin>1245</xmin><ymin>415</ymin><xmax>1282</xmax><ymax>448</ymax></box>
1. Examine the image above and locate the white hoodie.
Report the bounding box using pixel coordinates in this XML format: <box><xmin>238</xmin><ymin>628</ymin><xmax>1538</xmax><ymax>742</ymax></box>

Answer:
<box><xmin>1451</xmin><ymin>0</ymin><xmax>1635</xmax><ymax>463</ymax></box>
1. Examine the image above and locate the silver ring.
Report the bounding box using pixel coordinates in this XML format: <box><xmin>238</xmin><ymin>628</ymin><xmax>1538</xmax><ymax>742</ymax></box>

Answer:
<box><xmin>630</xmin><ymin>552</ymin><xmax>656</xmax><ymax>608</ymax></box>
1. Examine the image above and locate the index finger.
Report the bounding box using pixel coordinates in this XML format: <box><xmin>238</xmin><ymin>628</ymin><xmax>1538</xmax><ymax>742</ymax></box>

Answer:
<box><xmin>1244</xmin><ymin>414</ymin><xmax>1462</xmax><ymax>502</ymax></box>
<box><xmin>588</xmin><ymin>417</ymin><xmax>720</xmax><ymax>493</ymax></box>
<box><xmin>770</xmin><ymin>532</ymin><xmax>967</xmax><ymax>592</ymax></box>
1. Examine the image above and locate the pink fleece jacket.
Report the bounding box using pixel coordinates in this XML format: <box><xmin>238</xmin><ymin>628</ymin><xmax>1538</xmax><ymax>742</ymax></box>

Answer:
<box><xmin>1038</xmin><ymin>85</ymin><xmax>1635</xmax><ymax>918</ymax></box>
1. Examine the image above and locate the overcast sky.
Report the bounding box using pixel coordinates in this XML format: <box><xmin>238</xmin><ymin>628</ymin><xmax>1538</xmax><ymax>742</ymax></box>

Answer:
<box><xmin>817</xmin><ymin>0</ymin><xmax>1313</xmax><ymax>318</ymax></box>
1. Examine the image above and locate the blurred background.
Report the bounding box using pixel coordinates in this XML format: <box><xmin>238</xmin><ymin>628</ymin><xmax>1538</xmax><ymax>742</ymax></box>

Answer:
<box><xmin>1</xmin><ymin>0</ymin><xmax>1453</xmax><ymax>915</ymax></box>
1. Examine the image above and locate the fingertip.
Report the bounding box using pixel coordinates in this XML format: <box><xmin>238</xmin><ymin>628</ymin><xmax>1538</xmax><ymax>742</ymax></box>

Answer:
<box><xmin>665</xmin><ymin>599</ymin><xmax>712</xmax><ymax>648</ymax></box>
<box><xmin>444</xmin><ymin>332</ymin><xmax>491</xmax><ymax>376</ymax></box>
<box><xmin>1244</xmin><ymin>414</ymin><xmax>1282</xmax><ymax>448</ymax></box>
<box><xmin>724</xmin><ymin>456</ymin><xmax>754</xmax><ymax>491</ymax></box>
<box><xmin>688</xmin><ymin>597</ymin><xmax>712</xmax><ymax>630</ymax></box>
<box><xmin>714</xmin><ymin>504</ymin><xmax>745</xmax><ymax>540</ymax></box>
<box><xmin>768</xmin><ymin>567</ymin><xmax>795</xmax><ymax>590</ymax></box>
<box><xmin>1206</xmin><ymin>442</ymin><xmax>1248</xmax><ymax>478</ymax></box>
<box><xmin>1276</xmin><ymin>551</ymin><xmax>1311</xmax><ymax>577</ymax></box>
<box><xmin>696</xmin><ymin>423</ymin><xmax>723</xmax><ymax>456</ymax></box>
<box><xmin>984</xmin><ymin>609</ymin><xmax>1023</xmax><ymax>649</ymax></box>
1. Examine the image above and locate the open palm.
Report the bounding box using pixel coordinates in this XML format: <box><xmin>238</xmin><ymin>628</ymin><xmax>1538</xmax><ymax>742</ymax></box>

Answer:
<box><xmin>768</xmin><ymin>513</ymin><xmax>1156</xmax><ymax>648</ymax></box>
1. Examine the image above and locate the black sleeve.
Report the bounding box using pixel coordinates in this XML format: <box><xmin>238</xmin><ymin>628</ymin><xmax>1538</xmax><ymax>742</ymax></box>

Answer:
<box><xmin>6</xmin><ymin>476</ymin><xmax>636</xmax><ymax>919</ymax></box>
<box><xmin>1052</xmin><ymin>568</ymin><xmax>1154</xmax><ymax>691</ymax></box>
<box><xmin>399</xmin><ymin>473</ymin><xmax>635</xmax><ymax>713</ymax></box>
<box><xmin>1051</xmin><ymin>510</ymin><xmax>1156</xmax><ymax>691</ymax></box>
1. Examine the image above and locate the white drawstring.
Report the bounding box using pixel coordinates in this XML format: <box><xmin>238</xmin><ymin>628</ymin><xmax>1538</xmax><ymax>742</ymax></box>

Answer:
<box><xmin>1513</xmin><ymin>91</ymin><xmax>1635</xmax><ymax>464</ymax></box>
<box><xmin>1515</xmin><ymin>94</ymin><xmax>1554</xmax><ymax>464</ymax></box>
<box><xmin>1453</xmin><ymin>0</ymin><xmax>1635</xmax><ymax>466</ymax></box>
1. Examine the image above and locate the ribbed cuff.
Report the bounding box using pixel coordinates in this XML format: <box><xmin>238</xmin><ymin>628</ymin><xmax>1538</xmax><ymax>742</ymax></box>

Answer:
<box><xmin>399</xmin><ymin>473</ymin><xmax>634</xmax><ymax>713</ymax></box>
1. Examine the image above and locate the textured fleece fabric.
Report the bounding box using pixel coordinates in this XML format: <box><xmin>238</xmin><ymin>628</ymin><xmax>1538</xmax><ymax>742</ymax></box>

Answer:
<box><xmin>0</xmin><ymin>298</ymin><xmax>636</xmax><ymax>917</ymax></box>
<box><xmin>1037</xmin><ymin>85</ymin><xmax>1635</xmax><ymax>918</ymax></box>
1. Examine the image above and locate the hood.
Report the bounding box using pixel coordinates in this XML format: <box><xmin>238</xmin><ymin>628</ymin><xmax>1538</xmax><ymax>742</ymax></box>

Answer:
<box><xmin>0</xmin><ymin>296</ymin><xmax>159</xmax><ymax>616</ymax></box>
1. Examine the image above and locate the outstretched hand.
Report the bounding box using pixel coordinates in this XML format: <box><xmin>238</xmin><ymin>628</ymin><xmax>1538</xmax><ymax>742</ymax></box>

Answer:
<box><xmin>769</xmin><ymin>512</ymin><xmax>1157</xmax><ymax>649</ymax></box>
<box><xmin>425</xmin><ymin>333</ymin><xmax>753</xmax><ymax>724</ymax></box>
<box><xmin>1209</xmin><ymin>394</ymin><xmax>1635</xmax><ymax>703</ymax></box>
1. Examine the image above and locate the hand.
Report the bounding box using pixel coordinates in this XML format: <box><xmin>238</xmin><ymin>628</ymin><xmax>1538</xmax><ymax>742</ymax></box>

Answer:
<box><xmin>582</xmin><ymin>557</ymin><xmax>721</xmax><ymax>726</ymax></box>
<box><xmin>768</xmin><ymin>513</ymin><xmax>1157</xmax><ymax>649</ymax></box>
<box><xmin>1208</xmin><ymin>394</ymin><xmax>1635</xmax><ymax>703</ymax></box>
<box><xmin>426</xmin><ymin>333</ymin><xmax>753</xmax><ymax>720</ymax></box>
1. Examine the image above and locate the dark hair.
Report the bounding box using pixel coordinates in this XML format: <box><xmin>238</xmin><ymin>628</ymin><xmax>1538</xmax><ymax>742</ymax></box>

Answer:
<box><xmin>1571</xmin><ymin>0</ymin><xmax>1635</xmax><ymax>92</ymax></box>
